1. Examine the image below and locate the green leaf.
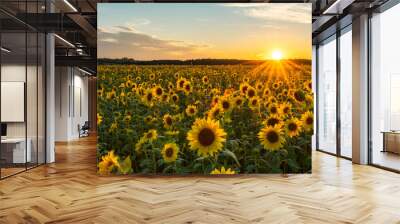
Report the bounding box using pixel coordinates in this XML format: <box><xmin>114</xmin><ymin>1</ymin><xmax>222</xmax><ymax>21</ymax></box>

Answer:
<box><xmin>223</xmin><ymin>149</ymin><xmax>241</xmax><ymax>167</ymax></box>
<box><xmin>118</xmin><ymin>156</ymin><xmax>133</xmax><ymax>174</ymax></box>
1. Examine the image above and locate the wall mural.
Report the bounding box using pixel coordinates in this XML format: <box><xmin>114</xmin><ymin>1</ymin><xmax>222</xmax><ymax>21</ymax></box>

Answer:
<box><xmin>97</xmin><ymin>3</ymin><xmax>313</xmax><ymax>175</ymax></box>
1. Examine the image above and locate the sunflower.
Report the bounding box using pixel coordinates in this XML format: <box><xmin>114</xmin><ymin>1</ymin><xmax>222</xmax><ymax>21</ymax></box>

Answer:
<box><xmin>142</xmin><ymin>89</ymin><xmax>154</xmax><ymax>106</ymax></box>
<box><xmin>152</xmin><ymin>85</ymin><xmax>164</xmax><ymax>98</ymax></box>
<box><xmin>239</xmin><ymin>83</ymin><xmax>249</xmax><ymax>95</ymax></box>
<box><xmin>208</xmin><ymin>105</ymin><xmax>222</xmax><ymax>119</ymax></box>
<box><xmin>246</xmin><ymin>86</ymin><xmax>256</xmax><ymax>99</ymax></box>
<box><xmin>272</xmin><ymin>82</ymin><xmax>279</xmax><ymax>90</ymax></box>
<box><xmin>268</xmin><ymin>103</ymin><xmax>279</xmax><ymax>115</ymax></box>
<box><xmin>304</xmin><ymin>80</ymin><xmax>312</xmax><ymax>91</ymax></box>
<box><xmin>144</xmin><ymin>129</ymin><xmax>158</xmax><ymax>142</ymax></box>
<box><xmin>186</xmin><ymin>105</ymin><xmax>198</xmax><ymax>117</ymax></box>
<box><xmin>149</xmin><ymin>73</ymin><xmax>156</xmax><ymax>80</ymax></box>
<box><xmin>248</xmin><ymin>96</ymin><xmax>260</xmax><ymax>110</ymax></box>
<box><xmin>292</xmin><ymin>90</ymin><xmax>306</xmax><ymax>103</ymax></box>
<box><xmin>163</xmin><ymin>114</ymin><xmax>173</xmax><ymax>129</ymax></box>
<box><xmin>233</xmin><ymin>96</ymin><xmax>244</xmax><ymax>107</ymax></box>
<box><xmin>301</xmin><ymin>111</ymin><xmax>314</xmax><ymax>131</ymax></box>
<box><xmin>264</xmin><ymin>114</ymin><xmax>282</xmax><ymax>127</ymax></box>
<box><xmin>161</xmin><ymin>94</ymin><xmax>170</xmax><ymax>103</ymax></box>
<box><xmin>97</xmin><ymin>113</ymin><xmax>103</xmax><ymax>125</ymax></box>
<box><xmin>285</xmin><ymin>118</ymin><xmax>302</xmax><ymax>137</ymax></box>
<box><xmin>263</xmin><ymin>89</ymin><xmax>270</xmax><ymax>97</ymax></box>
<box><xmin>212</xmin><ymin>95</ymin><xmax>220</xmax><ymax>106</ymax></box>
<box><xmin>258</xmin><ymin>125</ymin><xmax>285</xmax><ymax>151</ymax></box>
<box><xmin>161</xmin><ymin>143</ymin><xmax>179</xmax><ymax>163</ymax></box>
<box><xmin>202</xmin><ymin>76</ymin><xmax>209</xmax><ymax>85</ymax></box>
<box><xmin>210</xmin><ymin>167</ymin><xmax>236</xmax><ymax>174</ymax></box>
<box><xmin>279</xmin><ymin>102</ymin><xmax>292</xmax><ymax>116</ymax></box>
<box><xmin>98</xmin><ymin>150</ymin><xmax>120</xmax><ymax>175</ymax></box>
<box><xmin>176</xmin><ymin>78</ymin><xmax>187</xmax><ymax>90</ymax></box>
<box><xmin>256</xmin><ymin>82</ymin><xmax>264</xmax><ymax>92</ymax></box>
<box><xmin>187</xmin><ymin>118</ymin><xmax>227</xmax><ymax>157</ymax></box>
<box><xmin>144</xmin><ymin>115</ymin><xmax>154</xmax><ymax>124</ymax></box>
<box><xmin>219</xmin><ymin>96</ymin><xmax>232</xmax><ymax>112</ymax></box>
<box><xmin>123</xmin><ymin>113</ymin><xmax>132</xmax><ymax>123</ymax></box>
<box><xmin>183</xmin><ymin>82</ymin><xmax>192</xmax><ymax>95</ymax></box>
<box><xmin>171</xmin><ymin>94</ymin><xmax>179</xmax><ymax>104</ymax></box>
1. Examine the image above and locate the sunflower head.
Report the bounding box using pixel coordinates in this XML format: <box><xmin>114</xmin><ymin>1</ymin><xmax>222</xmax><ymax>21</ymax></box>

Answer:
<box><xmin>285</xmin><ymin>118</ymin><xmax>302</xmax><ymax>137</ymax></box>
<box><xmin>301</xmin><ymin>111</ymin><xmax>314</xmax><ymax>131</ymax></box>
<box><xmin>264</xmin><ymin>114</ymin><xmax>282</xmax><ymax>127</ymax></box>
<box><xmin>293</xmin><ymin>90</ymin><xmax>306</xmax><ymax>102</ymax></box>
<box><xmin>144</xmin><ymin>129</ymin><xmax>158</xmax><ymax>142</ymax></box>
<box><xmin>263</xmin><ymin>89</ymin><xmax>270</xmax><ymax>97</ymax></box>
<box><xmin>187</xmin><ymin>118</ymin><xmax>227</xmax><ymax>157</ymax></box>
<box><xmin>185</xmin><ymin>105</ymin><xmax>198</xmax><ymax>117</ymax></box>
<box><xmin>248</xmin><ymin>96</ymin><xmax>260</xmax><ymax>110</ymax></box>
<box><xmin>246</xmin><ymin>86</ymin><xmax>256</xmax><ymax>99</ymax></box>
<box><xmin>258</xmin><ymin>125</ymin><xmax>285</xmax><ymax>151</ymax></box>
<box><xmin>208</xmin><ymin>105</ymin><xmax>222</xmax><ymax>120</ymax></box>
<box><xmin>153</xmin><ymin>85</ymin><xmax>164</xmax><ymax>97</ymax></box>
<box><xmin>219</xmin><ymin>96</ymin><xmax>232</xmax><ymax>112</ymax></box>
<box><xmin>212</xmin><ymin>96</ymin><xmax>220</xmax><ymax>106</ymax></box>
<box><xmin>161</xmin><ymin>94</ymin><xmax>170</xmax><ymax>102</ymax></box>
<box><xmin>279</xmin><ymin>102</ymin><xmax>292</xmax><ymax>116</ymax></box>
<box><xmin>210</xmin><ymin>167</ymin><xmax>236</xmax><ymax>175</ymax></box>
<box><xmin>183</xmin><ymin>81</ymin><xmax>192</xmax><ymax>94</ymax></box>
<box><xmin>177</xmin><ymin>78</ymin><xmax>186</xmax><ymax>90</ymax></box>
<box><xmin>97</xmin><ymin>113</ymin><xmax>103</xmax><ymax>125</ymax></box>
<box><xmin>233</xmin><ymin>96</ymin><xmax>244</xmax><ymax>107</ymax></box>
<box><xmin>161</xmin><ymin>143</ymin><xmax>179</xmax><ymax>163</ymax></box>
<box><xmin>240</xmin><ymin>83</ymin><xmax>249</xmax><ymax>95</ymax></box>
<box><xmin>202</xmin><ymin>76</ymin><xmax>209</xmax><ymax>84</ymax></box>
<box><xmin>142</xmin><ymin>89</ymin><xmax>154</xmax><ymax>106</ymax></box>
<box><xmin>98</xmin><ymin>150</ymin><xmax>120</xmax><ymax>175</ymax></box>
<box><xmin>268</xmin><ymin>103</ymin><xmax>279</xmax><ymax>115</ymax></box>
<box><xmin>163</xmin><ymin>114</ymin><xmax>173</xmax><ymax>129</ymax></box>
<box><xmin>171</xmin><ymin>94</ymin><xmax>179</xmax><ymax>104</ymax></box>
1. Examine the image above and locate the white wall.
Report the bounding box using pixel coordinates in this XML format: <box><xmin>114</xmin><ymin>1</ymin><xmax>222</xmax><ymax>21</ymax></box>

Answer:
<box><xmin>55</xmin><ymin>67</ymin><xmax>89</xmax><ymax>141</ymax></box>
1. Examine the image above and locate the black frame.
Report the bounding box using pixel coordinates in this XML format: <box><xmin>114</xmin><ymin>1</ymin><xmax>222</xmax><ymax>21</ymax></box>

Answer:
<box><xmin>315</xmin><ymin>24</ymin><xmax>353</xmax><ymax>161</ymax></box>
<box><xmin>367</xmin><ymin>1</ymin><xmax>400</xmax><ymax>173</ymax></box>
<box><xmin>0</xmin><ymin>0</ymin><xmax>47</xmax><ymax>180</ymax></box>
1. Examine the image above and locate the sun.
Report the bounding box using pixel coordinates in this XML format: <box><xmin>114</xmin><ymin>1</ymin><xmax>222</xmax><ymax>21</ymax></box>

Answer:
<box><xmin>271</xmin><ymin>50</ymin><xmax>283</xmax><ymax>60</ymax></box>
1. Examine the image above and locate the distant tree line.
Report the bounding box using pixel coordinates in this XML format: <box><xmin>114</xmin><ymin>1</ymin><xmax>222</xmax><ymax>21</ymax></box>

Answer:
<box><xmin>98</xmin><ymin>57</ymin><xmax>311</xmax><ymax>66</ymax></box>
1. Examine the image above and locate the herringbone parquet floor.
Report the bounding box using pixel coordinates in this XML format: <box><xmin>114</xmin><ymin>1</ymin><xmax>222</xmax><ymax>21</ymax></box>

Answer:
<box><xmin>1</xmin><ymin>136</ymin><xmax>400</xmax><ymax>224</ymax></box>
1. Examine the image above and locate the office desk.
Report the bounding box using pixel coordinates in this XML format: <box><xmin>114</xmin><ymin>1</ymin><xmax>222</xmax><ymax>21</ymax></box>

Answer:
<box><xmin>1</xmin><ymin>138</ymin><xmax>31</xmax><ymax>163</ymax></box>
<box><xmin>382</xmin><ymin>131</ymin><xmax>400</xmax><ymax>154</ymax></box>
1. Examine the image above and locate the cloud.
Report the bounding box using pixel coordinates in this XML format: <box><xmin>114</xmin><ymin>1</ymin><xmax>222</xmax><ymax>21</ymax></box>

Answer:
<box><xmin>98</xmin><ymin>27</ymin><xmax>209</xmax><ymax>60</ymax></box>
<box><xmin>223</xmin><ymin>3</ymin><xmax>311</xmax><ymax>24</ymax></box>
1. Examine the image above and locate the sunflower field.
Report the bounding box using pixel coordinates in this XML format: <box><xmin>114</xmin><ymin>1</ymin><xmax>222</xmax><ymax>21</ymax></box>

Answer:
<box><xmin>97</xmin><ymin>62</ymin><xmax>313</xmax><ymax>175</ymax></box>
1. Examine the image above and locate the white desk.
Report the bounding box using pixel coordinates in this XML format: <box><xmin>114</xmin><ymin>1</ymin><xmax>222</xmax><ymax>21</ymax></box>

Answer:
<box><xmin>1</xmin><ymin>138</ymin><xmax>31</xmax><ymax>163</ymax></box>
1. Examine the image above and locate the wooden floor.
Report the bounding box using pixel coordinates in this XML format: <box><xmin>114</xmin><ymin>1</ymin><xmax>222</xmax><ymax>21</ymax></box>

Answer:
<box><xmin>1</xmin><ymin>136</ymin><xmax>400</xmax><ymax>224</ymax></box>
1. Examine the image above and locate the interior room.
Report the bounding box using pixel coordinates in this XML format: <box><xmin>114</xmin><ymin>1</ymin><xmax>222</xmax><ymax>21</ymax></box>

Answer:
<box><xmin>0</xmin><ymin>0</ymin><xmax>399</xmax><ymax>223</ymax></box>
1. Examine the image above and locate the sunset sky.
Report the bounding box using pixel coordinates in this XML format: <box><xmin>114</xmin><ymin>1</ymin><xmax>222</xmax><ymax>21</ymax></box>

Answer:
<box><xmin>98</xmin><ymin>3</ymin><xmax>311</xmax><ymax>60</ymax></box>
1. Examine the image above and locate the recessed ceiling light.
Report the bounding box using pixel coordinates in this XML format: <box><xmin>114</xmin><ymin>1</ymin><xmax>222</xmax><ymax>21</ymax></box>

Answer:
<box><xmin>63</xmin><ymin>0</ymin><xmax>78</xmax><ymax>12</ymax></box>
<box><xmin>1</xmin><ymin>47</ymin><xmax>11</xmax><ymax>53</ymax></box>
<box><xmin>54</xmin><ymin>34</ymin><xmax>75</xmax><ymax>48</ymax></box>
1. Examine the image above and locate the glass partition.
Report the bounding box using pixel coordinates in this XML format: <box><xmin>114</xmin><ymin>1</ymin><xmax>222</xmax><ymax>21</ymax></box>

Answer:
<box><xmin>371</xmin><ymin>4</ymin><xmax>400</xmax><ymax>171</ymax></box>
<box><xmin>339</xmin><ymin>27</ymin><xmax>352</xmax><ymax>158</ymax></box>
<box><xmin>317</xmin><ymin>35</ymin><xmax>337</xmax><ymax>154</ymax></box>
<box><xmin>0</xmin><ymin>1</ymin><xmax>46</xmax><ymax>179</ymax></box>
<box><xmin>1</xmin><ymin>31</ymin><xmax>28</xmax><ymax>177</ymax></box>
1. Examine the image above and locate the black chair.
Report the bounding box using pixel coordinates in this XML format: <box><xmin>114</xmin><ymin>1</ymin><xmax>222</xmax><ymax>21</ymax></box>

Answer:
<box><xmin>79</xmin><ymin>121</ymin><xmax>90</xmax><ymax>138</ymax></box>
